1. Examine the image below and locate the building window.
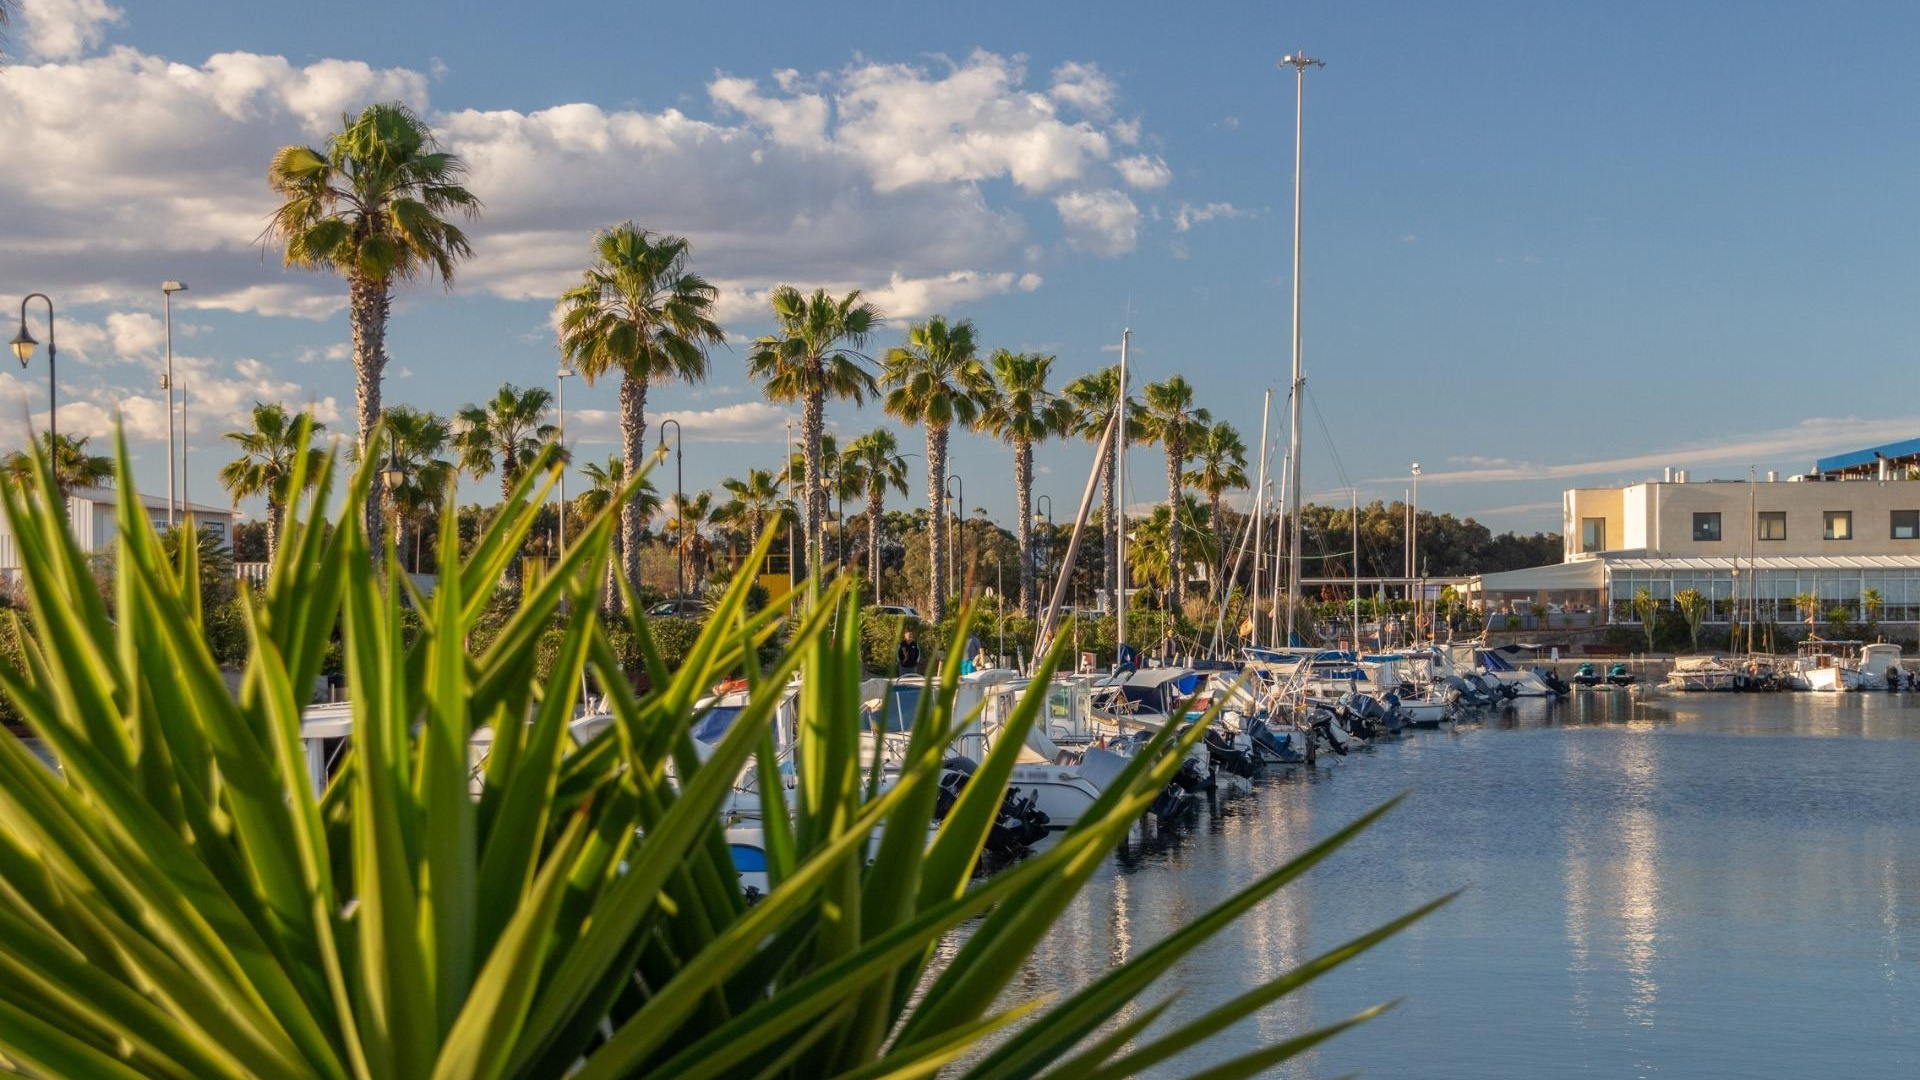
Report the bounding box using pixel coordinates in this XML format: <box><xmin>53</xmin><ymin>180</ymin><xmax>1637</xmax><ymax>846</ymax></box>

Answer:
<box><xmin>1894</xmin><ymin>511</ymin><xmax>1920</xmax><ymax>540</ymax></box>
<box><xmin>1692</xmin><ymin>512</ymin><xmax>1721</xmax><ymax>542</ymax></box>
<box><xmin>1580</xmin><ymin>517</ymin><xmax>1606</xmax><ymax>552</ymax></box>
<box><xmin>1757</xmin><ymin>511</ymin><xmax>1786</xmax><ymax>541</ymax></box>
<box><xmin>1824</xmin><ymin>511</ymin><xmax>1853</xmax><ymax>540</ymax></box>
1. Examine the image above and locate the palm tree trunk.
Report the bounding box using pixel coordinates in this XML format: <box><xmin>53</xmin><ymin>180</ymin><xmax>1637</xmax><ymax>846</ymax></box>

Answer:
<box><xmin>867</xmin><ymin>488</ymin><xmax>883</xmax><ymax>596</ymax></box>
<box><xmin>348</xmin><ymin>273</ymin><xmax>390</xmax><ymax>544</ymax></box>
<box><xmin>266</xmin><ymin>501</ymin><xmax>283</xmax><ymax>564</ymax></box>
<box><xmin>618</xmin><ymin>375</ymin><xmax>649</xmax><ymax>612</ymax></box>
<box><xmin>502</xmin><ymin>473</ymin><xmax>522</xmax><ymax>592</ymax></box>
<box><xmin>927</xmin><ymin>425</ymin><xmax>948</xmax><ymax>621</ymax></box>
<box><xmin>1015</xmin><ymin>438</ymin><xmax>1034</xmax><ymax>619</ymax></box>
<box><xmin>801</xmin><ymin>384</ymin><xmax>825</xmax><ymax>582</ymax></box>
<box><xmin>1166</xmin><ymin>445</ymin><xmax>1184</xmax><ymax>611</ymax></box>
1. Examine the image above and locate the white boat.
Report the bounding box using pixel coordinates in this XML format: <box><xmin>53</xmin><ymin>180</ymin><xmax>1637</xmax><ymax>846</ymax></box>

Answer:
<box><xmin>1663</xmin><ymin>656</ymin><xmax>1739</xmax><ymax>692</ymax></box>
<box><xmin>1791</xmin><ymin>640</ymin><xmax>1903</xmax><ymax>692</ymax></box>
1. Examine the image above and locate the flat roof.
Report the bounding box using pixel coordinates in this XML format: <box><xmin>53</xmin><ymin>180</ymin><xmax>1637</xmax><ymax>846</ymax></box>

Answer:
<box><xmin>1814</xmin><ymin>437</ymin><xmax>1920</xmax><ymax>475</ymax></box>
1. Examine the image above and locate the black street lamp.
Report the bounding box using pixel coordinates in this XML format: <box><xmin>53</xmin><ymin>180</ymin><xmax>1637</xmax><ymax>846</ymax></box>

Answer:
<box><xmin>944</xmin><ymin>473</ymin><xmax>963</xmax><ymax>601</ymax></box>
<box><xmin>1035</xmin><ymin>493</ymin><xmax>1054</xmax><ymax>613</ymax></box>
<box><xmin>656</xmin><ymin>418</ymin><xmax>684</xmax><ymax>600</ymax></box>
<box><xmin>12</xmin><ymin>294</ymin><xmax>57</xmax><ymax>446</ymax></box>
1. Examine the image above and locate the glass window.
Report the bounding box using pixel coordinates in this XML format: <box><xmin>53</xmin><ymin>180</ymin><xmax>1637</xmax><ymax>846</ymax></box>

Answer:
<box><xmin>1580</xmin><ymin>517</ymin><xmax>1606</xmax><ymax>552</ymax></box>
<box><xmin>1757</xmin><ymin>512</ymin><xmax>1786</xmax><ymax>541</ymax></box>
<box><xmin>1692</xmin><ymin>512</ymin><xmax>1722</xmax><ymax>542</ymax></box>
<box><xmin>1893</xmin><ymin>510</ymin><xmax>1919</xmax><ymax>540</ymax></box>
<box><xmin>1824</xmin><ymin>511</ymin><xmax>1853</xmax><ymax>540</ymax></box>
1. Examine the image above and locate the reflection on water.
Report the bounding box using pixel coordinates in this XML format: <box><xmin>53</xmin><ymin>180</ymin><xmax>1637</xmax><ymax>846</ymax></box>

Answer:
<box><xmin>997</xmin><ymin>694</ymin><xmax>1920</xmax><ymax>1079</ymax></box>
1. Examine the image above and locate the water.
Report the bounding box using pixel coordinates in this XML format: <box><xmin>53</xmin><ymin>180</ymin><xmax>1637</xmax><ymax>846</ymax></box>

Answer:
<box><xmin>1009</xmin><ymin>692</ymin><xmax>1920</xmax><ymax>1078</ymax></box>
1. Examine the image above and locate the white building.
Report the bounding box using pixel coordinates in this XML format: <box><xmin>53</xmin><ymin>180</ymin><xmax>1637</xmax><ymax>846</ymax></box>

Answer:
<box><xmin>0</xmin><ymin>487</ymin><xmax>239</xmax><ymax>573</ymax></box>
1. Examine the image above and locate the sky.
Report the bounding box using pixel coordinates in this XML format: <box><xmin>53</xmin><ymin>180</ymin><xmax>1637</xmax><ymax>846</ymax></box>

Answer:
<box><xmin>1</xmin><ymin>0</ymin><xmax>1917</xmax><ymax>534</ymax></box>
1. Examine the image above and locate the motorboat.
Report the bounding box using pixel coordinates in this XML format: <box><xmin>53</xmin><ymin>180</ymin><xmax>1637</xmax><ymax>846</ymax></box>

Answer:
<box><xmin>1663</xmin><ymin>656</ymin><xmax>1739</xmax><ymax>692</ymax></box>
<box><xmin>1788</xmin><ymin>639</ymin><xmax>1903</xmax><ymax>692</ymax></box>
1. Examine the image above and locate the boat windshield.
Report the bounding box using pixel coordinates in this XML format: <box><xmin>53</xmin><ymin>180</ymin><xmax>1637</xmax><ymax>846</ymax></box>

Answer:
<box><xmin>864</xmin><ymin>686</ymin><xmax>921</xmax><ymax>733</ymax></box>
<box><xmin>691</xmin><ymin>705</ymin><xmax>749</xmax><ymax>744</ymax></box>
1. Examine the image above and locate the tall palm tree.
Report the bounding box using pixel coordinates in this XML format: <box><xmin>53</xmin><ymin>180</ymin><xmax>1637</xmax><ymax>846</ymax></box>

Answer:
<box><xmin>2</xmin><ymin>433</ymin><xmax>114</xmax><ymax>495</ymax></box>
<box><xmin>1135</xmin><ymin>376</ymin><xmax>1212</xmax><ymax>611</ymax></box>
<box><xmin>216</xmin><ymin>403</ymin><xmax>327</xmax><ymax>558</ymax></box>
<box><xmin>714</xmin><ymin>468</ymin><xmax>792</xmax><ymax>551</ymax></box>
<box><xmin>747</xmin><ymin>287</ymin><xmax>882</xmax><ymax>577</ymax></box>
<box><xmin>452</xmin><ymin>384</ymin><xmax>562</xmax><ymax>502</ymax></box>
<box><xmin>841</xmin><ymin>428</ymin><xmax>910</xmax><ymax>592</ymax></box>
<box><xmin>786</xmin><ymin>433</ymin><xmax>859</xmax><ymax>570</ymax></box>
<box><xmin>1130</xmin><ymin>495</ymin><xmax>1214</xmax><ymax>597</ymax></box>
<box><xmin>556</xmin><ymin>224</ymin><xmax>724</xmax><ymax>606</ymax></box>
<box><xmin>664</xmin><ymin>490</ymin><xmax>716</xmax><ymax>584</ymax></box>
<box><xmin>882</xmin><ymin>316</ymin><xmax>993</xmax><ymax>621</ymax></box>
<box><xmin>1064</xmin><ymin>365</ymin><xmax>1136</xmax><ymax>614</ymax></box>
<box><xmin>574</xmin><ymin>456</ymin><xmax>660</xmax><ymax>610</ymax></box>
<box><xmin>381</xmin><ymin>405</ymin><xmax>455</xmax><ymax>573</ymax></box>
<box><xmin>266</xmin><ymin>102</ymin><xmax>479</xmax><ymax>537</ymax></box>
<box><xmin>1185</xmin><ymin>420</ymin><xmax>1250</xmax><ymax>603</ymax></box>
<box><xmin>975</xmin><ymin>351</ymin><xmax>1074</xmax><ymax>619</ymax></box>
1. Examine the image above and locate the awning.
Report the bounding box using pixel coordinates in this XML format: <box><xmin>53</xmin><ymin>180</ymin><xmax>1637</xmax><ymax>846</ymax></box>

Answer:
<box><xmin>1467</xmin><ymin>560</ymin><xmax>1606</xmax><ymax>593</ymax></box>
<box><xmin>1603</xmin><ymin>554</ymin><xmax>1920</xmax><ymax>571</ymax></box>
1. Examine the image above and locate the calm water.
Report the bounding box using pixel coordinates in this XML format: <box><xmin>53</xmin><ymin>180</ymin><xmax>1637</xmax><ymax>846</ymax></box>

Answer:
<box><xmin>1005</xmin><ymin>692</ymin><xmax>1920</xmax><ymax>1078</ymax></box>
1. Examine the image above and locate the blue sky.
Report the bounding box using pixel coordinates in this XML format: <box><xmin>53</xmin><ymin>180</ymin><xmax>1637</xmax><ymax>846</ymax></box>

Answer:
<box><xmin>3</xmin><ymin>0</ymin><xmax>1917</xmax><ymax>532</ymax></box>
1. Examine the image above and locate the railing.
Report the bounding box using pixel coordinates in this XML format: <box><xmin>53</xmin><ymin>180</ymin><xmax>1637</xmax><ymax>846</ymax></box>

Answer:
<box><xmin>235</xmin><ymin>562</ymin><xmax>270</xmax><ymax>586</ymax></box>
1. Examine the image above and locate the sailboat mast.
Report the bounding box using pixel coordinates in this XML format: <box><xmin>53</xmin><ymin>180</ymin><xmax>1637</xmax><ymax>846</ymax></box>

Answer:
<box><xmin>1281</xmin><ymin>51</ymin><xmax>1322</xmax><ymax>647</ymax></box>
<box><xmin>1250</xmin><ymin>388</ymin><xmax>1272</xmax><ymax>647</ymax></box>
<box><xmin>1116</xmin><ymin>327</ymin><xmax>1131</xmax><ymax>665</ymax></box>
<box><xmin>1352</xmin><ymin>487</ymin><xmax>1361</xmax><ymax>650</ymax></box>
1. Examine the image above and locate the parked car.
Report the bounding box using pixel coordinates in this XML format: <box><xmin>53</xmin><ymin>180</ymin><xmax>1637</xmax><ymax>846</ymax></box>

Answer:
<box><xmin>873</xmin><ymin>604</ymin><xmax>923</xmax><ymax>620</ymax></box>
<box><xmin>646</xmin><ymin>598</ymin><xmax>707</xmax><ymax>618</ymax></box>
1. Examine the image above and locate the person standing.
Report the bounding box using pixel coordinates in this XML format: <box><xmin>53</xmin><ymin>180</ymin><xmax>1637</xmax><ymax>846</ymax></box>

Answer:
<box><xmin>897</xmin><ymin>629</ymin><xmax>921</xmax><ymax>675</ymax></box>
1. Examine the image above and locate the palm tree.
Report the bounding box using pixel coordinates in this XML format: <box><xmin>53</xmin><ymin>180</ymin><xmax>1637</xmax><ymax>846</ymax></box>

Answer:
<box><xmin>976</xmin><ymin>351</ymin><xmax>1074</xmax><ymax>618</ymax></box>
<box><xmin>452</xmin><ymin>384</ymin><xmax>562</xmax><ymax>502</ymax></box>
<box><xmin>882</xmin><ymin>316</ymin><xmax>993</xmax><ymax>621</ymax></box>
<box><xmin>841</xmin><ymin>428</ymin><xmax>910</xmax><ymax>593</ymax></box>
<box><xmin>1185</xmin><ymin>420</ymin><xmax>1250</xmax><ymax>602</ymax></box>
<box><xmin>556</xmin><ymin>224</ymin><xmax>725</xmax><ymax>607</ymax></box>
<box><xmin>216</xmin><ymin>403</ymin><xmax>327</xmax><ymax>558</ymax></box>
<box><xmin>574</xmin><ymin>455</ymin><xmax>660</xmax><ymax>609</ymax></box>
<box><xmin>748</xmin><ymin>287</ymin><xmax>882</xmax><ymax>577</ymax></box>
<box><xmin>266</xmin><ymin>102</ymin><xmax>479</xmax><ymax>537</ymax></box>
<box><xmin>714</xmin><ymin>468</ymin><xmax>792</xmax><ymax>551</ymax></box>
<box><xmin>1135</xmin><ymin>376</ymin><xmax>1212</xmax><ymax>611</ymax></box>
<box><xmin>1130</xmin><ymin>495</ymin><xmax>1214</xmax><ymax>597</ymax></box>
<box><xmin>1064</xmin><ymin>366</ymin><xmax>1137</xmax><ymax>615</ymax></box>
<box><xmin>3</xmin><ymin>433</ymin><xmax>114</xmax><ymax>495</ymax></box>
<box><xmin>381</xmin><ymin>405</ymin><xmax>455</xmax><ymax>573</ymax></box>
<box><xmin>665</xmin><ymin>490</ymin><xmax>716</xmax><ymax>584</ymax></box>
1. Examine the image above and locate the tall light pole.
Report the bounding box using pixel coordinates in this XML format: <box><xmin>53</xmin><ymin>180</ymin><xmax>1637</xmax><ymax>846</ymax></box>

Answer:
<box><xmin>160</xmin><ymin>281</ymin><xmax>188</xmax><ymax>525</ymax></box>
<box><xmin>657</xmin><ymin>418</ymin><xmax>684</xmax><ymax>601</ymax></box>
<box><xmin>11</xmin><ymin>294</ymin><xmax>57</xmax><ymax>449</ymax></box>
<box><xmin>945</xmin><ymin>473</ymin><xmax>963</xmax><ymax>601</ymax></box>
<box><xmin>1280</xmin><ymin>50</ymin><xmax>1323</xmax><ymax>647</ymax></box>
<box><xmin>556</xmin><ymin>367</ymin><xmax>576</xmax><ymax>555</ymax></box>
<box><xmin>1036</xmin><ymin>493</ymin><xmax>1054</xmax><ymax>612</ymax></box>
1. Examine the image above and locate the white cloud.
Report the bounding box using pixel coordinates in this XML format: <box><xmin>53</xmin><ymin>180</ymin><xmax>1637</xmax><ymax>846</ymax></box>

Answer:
<box><xmin>20</xmin><ymin>0</ymin><xmax>123</xmax><ymax>61</ymax></box>
<box><xmin>865</xmin><ymin>270</ymin><xmax>1031</xmax><ymax>318</ymax></box>
<box><xmin>1113</xmin><ymin>154</ymin><xmax>1171</xmax><ymax>190</ymax></box>
<box><xmin>1054</xmin><ymin>189</ymin><xmax>1139</xmax><ymax>256</ymax></box>
<box><xmin>566</xmin><ymin>401</ymin><xmax>793</xmax><ymax>446</ymax></box>
<box><xmin>0</xmin><ymin>351</ymin><xmax>339</xmax><ymax>448</ymax></box>
<box><xmin>1174</xmin><ymin>201</ymin><xmax>1251</xmax><ymax>232</ymax></box>
<box><xmin>1047</xmin><ymin>61</ymin><xmax>1117</xmax><ymax>120</ymax></box>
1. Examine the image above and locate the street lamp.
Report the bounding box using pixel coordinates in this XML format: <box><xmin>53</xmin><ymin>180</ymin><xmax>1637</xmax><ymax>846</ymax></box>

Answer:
<box><xmin>556</xmin><ymin>367</ymin><xmax>576</xmax><ymax>555</ymax></box>
<box><xmin>1035</xmin><ymin>494</ymin><xmax>1054</xmax><ymax>615</ymax></box>
<box><xmin>656</xmin><ymin>418</ymin><xmax>684</xmax><ymax>600</ymax></box>
<box><xmin>12</xmin><ymin>294</ymin><xmax>57</xmax><ymax>447</ymax></box>
<box><xmin>377</xmin><ymin>438</ymin><xmax>409</xmax><ymax>557</ymax></box>
<box><xmin>1279</xmin><ymin>50</ymin><xmax>1324</xmax><ymax>647</ymax></box>
<box><xmin>944</xmin><ymin>473</ymin><xmax>963</xmax><ymax>601</ymax></box>
<box><xmin>161</xmin><ymin>281</ymin><xmax>188</xmax><ymax>525</ymax></box>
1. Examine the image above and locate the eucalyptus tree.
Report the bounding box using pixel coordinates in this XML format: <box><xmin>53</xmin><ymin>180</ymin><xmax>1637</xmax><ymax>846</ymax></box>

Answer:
<box><xmin>976</xmin><ymin>350</ymin><xmax>1074</xmax><ymax>617</ymax></box>
<box><xmin>556</xmin><ymin>224</ymin><xmax>724</xmax><ymax>603</ymax></box>
<box><xmin>1064</xmin><ymin>365</ymin><xmax>1136</xmax><ymax>613</ymax></box>
<box><xmin>748</xmin><ymin>287</ymin><xmax>882</xmax><ymax>577</ymax></box>
<box><xmin>1185</xmin><ymin>419</ymin><xmax>1250</xmax><ymax>602</ymax></box>
<box><xmin>216</xmin><ymin>403</ymin><xmax>327</xmax><ymax>558</ymax></box>
<box><xmin>266</xmin><ymin>102</ymin><xmax>479</xmax><ymax>538</ymax></box>
<box><xmin>1135</xmin><ymin>376</ymin><xmax>1211</xmax><ymax>610</ymax></box>
<box><xmin>840</xmin><ymin>428</ymin><xmax>910</xmax><ymax>590</ymax></box>
<box><xmin>882</xmin><ymin>316</ymin><xmax>993</xmax><ymax>621</ymax></box>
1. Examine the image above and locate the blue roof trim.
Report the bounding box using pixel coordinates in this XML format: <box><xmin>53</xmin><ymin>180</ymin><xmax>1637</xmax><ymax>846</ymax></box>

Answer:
<box><xmin>1815</xmin><ymin>436</ymin><xmax>1920</xmax><ymax>474</ymax></box>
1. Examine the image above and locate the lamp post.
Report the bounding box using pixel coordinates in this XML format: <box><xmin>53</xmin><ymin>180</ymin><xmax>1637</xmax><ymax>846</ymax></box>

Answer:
<box><xmin>944</xmin><ymin>473</ymin><xmax>963</xmax><ymax>602</ymax></box>
<box><xmin>1035</xmin><ymin>493</ymin><xmax>1054</xmax><ymax>610</ymax></box>
<box><xmin>556</xmin><ymin>367</ymin><xmax>576</xmax><ymax>555</ymax></box>
<box><xmin>160</xmin><ymin>281</ymin><xmax>188</xmax><ymax>526</ymax></box>
<box><xmin>656</xmin><ymin>418</ymin><xmax>684</xmax><ymax>601</ymax></box>
<box><xmin>978</xmin><ymin>507</ymin><xmax>1001</xmax><ymax>660</ymax></box>
<box><xmin>1279</xmin><ymin>50</ymin><xmax>1323</xmax><ymax>647</ymax></box>
<box><xmin>377</xmin><ymin>439</ymin><xmax>408</xmax><ymax>557</ymax></box>
<box><xmin>11</xmin><ymin>294</ymin><xmax>57</xmax><ymax>448</ymax></box>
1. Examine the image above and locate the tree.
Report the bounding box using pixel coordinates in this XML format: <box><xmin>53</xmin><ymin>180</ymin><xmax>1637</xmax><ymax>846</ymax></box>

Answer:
<box><xmin>747</xmin><ymin>288</ymin><xmax>882</xmax><ymax>578</ymax></box>
<box><xmin>216</xmin><ymin>403</ymin><xmax>326</xmax><ymax>558</ymax></box>
<box><xmin>1185</xmin><ymin>420</ymin><xmax>1250</xmax><ymax>602</ymax></box>
<box><xmin>1673</xmin><ymin>588</ymin><xmax>1707</xmax><ymax>654</ymax></box>
<box><xmin>266</xmin><ymin>102</ymin><xmax>478</xmax><ymax>536</ymax></box>
<box><xmin>1632</xmin><ymin>587</ymin><xmax>1658</xmax><ymax>651</ymax></box>
<box><xmin>713</xmin><ymin>469</ymin><xmax>792</xmax><ymax>554</ymax></box>
<box><xmin>1862</xmin><ymin>587</ymin><xmax>1884</xmax><ymax>633</ymax></box>
<box><xmin>2</xmin><ymin>432</ymin><xmax>113</xmax><ymax>494</ymax></box>
<box><xmin>381</xmin><ymin>404</ymin><xmax>455</xmax><ymax>573</ymax></box>
<box><xmin>1064</xmin><ymin>366</ymin><xmax>1137</xmax><ymax>616</ymax></box>
<box><xmin>664</xmin><ymin>490</ymin><xmax>715</xmax><ymax>586</ymax></box>
<box><xmin>1130</xmin><ymin>496</ymin><xmax>1214</xmax><ymax>597</ymax></box>
<box><xmin>882</xmin><ymin>316</ymin><xmax>993</xmax><ymax>621</ymax></box>
<box><xmin>453</xmin><ymin>384</ymin><xmax>561</xmax><ymax>502</ymax></box>
<box><xmin>574</xmin><ymin>455</ymin><xmax>659</xmax><ymax>609</ymax></box>
<box><xmin>976</xmin><ymin>351</ymin><xmax>1074</xmax><ymax>619</ymax></box>
<box><xmin>1135</xmin><ymin>376</ymin><xmax>1211</xmax><ymax>611</ymax></box>
<box><xmin>841</xmin><ymin>428</ymin><xmax>910</xmax><ymax>595</ymax></box>
<box><xmin>557</xmin><ymin>224</ymin><xmax>725</xmax><ymax>609</ymax></box>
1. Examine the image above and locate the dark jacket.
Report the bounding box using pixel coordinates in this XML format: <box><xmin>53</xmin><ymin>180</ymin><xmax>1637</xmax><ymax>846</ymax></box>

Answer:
<box><xmin>897</xmin><ymin>638</ymin><xmax>922</xmax><ymax>673</ymax></box>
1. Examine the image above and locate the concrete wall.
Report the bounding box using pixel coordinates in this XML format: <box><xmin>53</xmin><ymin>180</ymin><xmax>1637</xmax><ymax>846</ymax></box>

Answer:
<box><xmin>1565</xmin><ymin>487</ymin><xmax>1626</xmax><ymax>559</ymax></box>
<box><xmin>1567</xmin><ymin>478</ymin><xmax>1920</xmax><ymax>558</ymax></box>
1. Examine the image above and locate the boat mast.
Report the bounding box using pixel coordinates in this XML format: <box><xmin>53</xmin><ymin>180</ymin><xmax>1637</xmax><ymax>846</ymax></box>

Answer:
<box><xmin>1115</xmin><ymin>327</ymin><xmax>1131</xmax><ymax>666</ymax></box>
<box><xmin>1272</xmin><ymin>446</ymin><xmax>1288</xmax><ymax>648</ymax></box>
<box><xmin>1250</xmin><ymin>388</ymin><xmax>1272</xmax><ymax>647</ymax></box>
<box><xmin>1352</xmin><ymin>486</ymin><xmax>1361</xmax><ymax>651</ymax></box>
<box><xmin>1281</xmin><ymin>51</ymin><xmax>1322</xmax><ymax>647</ymax></box>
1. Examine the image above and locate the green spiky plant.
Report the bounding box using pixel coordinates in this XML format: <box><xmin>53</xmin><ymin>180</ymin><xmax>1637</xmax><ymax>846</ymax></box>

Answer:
<box><xmin>0</xmin><ymin>425</ymin><xmax>1442</xmax><ymax>1079</ymax></box>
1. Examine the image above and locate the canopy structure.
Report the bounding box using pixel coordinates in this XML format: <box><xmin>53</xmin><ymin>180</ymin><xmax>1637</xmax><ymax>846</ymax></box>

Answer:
<box><xmin>1464</xmin><ymin>559</ymin><xmax>1606</xmax><ymax>595</ymax></box>
<box><xmin>1814</xmin><ymin>437</ymin><xmax>1920</xmax><ymax>478</ymax></box>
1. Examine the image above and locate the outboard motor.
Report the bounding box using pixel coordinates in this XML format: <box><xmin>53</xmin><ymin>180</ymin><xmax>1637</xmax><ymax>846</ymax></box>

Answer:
<box><xmin>1307</xmin><ymin>708</ymin><xmax>1350</xmax><ymax>755</ymax></box>
<box><xmin>1204</xmin><ymin>727</ymin><xmax>1261</xmax><ymax>779</ymax></box>
<box><xmin>1534</xmin><ymin>665</ymin><xmax>1572</xmax><ymax>697</ymax></box>
<box><xmin>1172</xmin><ymin>754</ymin><xmax>1213</xmax><ymax>794</ymax></box>
<box><xmin>933</xmin><ymin>755</ymin><xmax>978</xmax><ymax>820</ymax></box>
